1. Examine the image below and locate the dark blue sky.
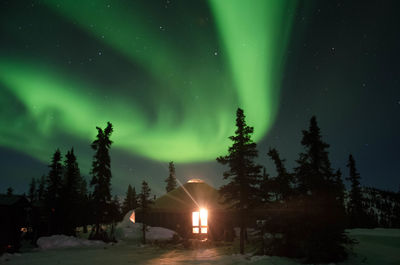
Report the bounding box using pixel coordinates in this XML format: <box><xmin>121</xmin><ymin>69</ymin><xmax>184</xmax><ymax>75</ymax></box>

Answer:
<box><xmin>1</xmin><ymin>0</ymin><xmax>399</xmax><ymax>195</ymax></box>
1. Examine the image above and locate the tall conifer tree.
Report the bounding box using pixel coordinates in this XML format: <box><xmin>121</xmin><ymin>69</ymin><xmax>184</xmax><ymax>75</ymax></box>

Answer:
<box><xmin>28</xmin><ymin>178</ymin><xmax>37</xmax><ymax>203</ymax></box>
<box><xmin>90</xmin><ymin>122</ymin><xmax>113</xmax><ymax>238</ymax></box>
<box><xmin>139</xmin><ymin>181</ymin><xmax>153</xmax><ymax>244</ymax></box>
<box><xmin>217</xmin><ymin>108</ymin><xmax>262</xmax><ymax>254</ymax></box>
<box><xmin>45</xmin><ymin>149</ymin><xmax>63</xmax><ymax>234</ymax></box>
<box><xmin>294</xmin><ymin>116</ymin><xmax>349</xmax><ymax>262</ymax></box>
<box><xmin>346</xmin><ymin>154</ymin><xmax>364</xmax><ymax>227</ymax></box>
<box><xmin>62</xmin><ymin>148</ymin><xmax>82</xmax><ymax>235</ymax></box>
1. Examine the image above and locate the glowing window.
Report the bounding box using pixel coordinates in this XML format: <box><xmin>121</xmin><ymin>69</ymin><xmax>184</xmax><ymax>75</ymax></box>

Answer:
<box><xmin>192</xmin><ymin>212</ymin><xmax>199</xmax><ymax>226</ymax></box>
<box><xmin>200</xmin><ymin>209</ymin><xmax>208</xmax><ymax>226</ymax></box>
<box><xmin>192</xmin><ymin>208</ymin><xmax>208</xmax><ymax>234</ymax></box>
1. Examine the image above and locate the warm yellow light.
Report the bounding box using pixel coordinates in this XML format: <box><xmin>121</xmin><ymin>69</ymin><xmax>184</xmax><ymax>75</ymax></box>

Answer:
<box><xmin>200</xmin><ymin>208</ymin><xmax>208</xmax><ymax>226</ymax></box>
<box><xmin>187</xmin><ymin>178</ymin><xmax>204</xmax><ymax>183</ymax></box>
<box><xmin>192</xmin><ymin>208</ymin><xmax>208</xmax><ymax>234</ymax></box>
<box><xmin>192</xmin><ymin>211</ymin><xmax>199</xmax><ymax>226</ymax></box>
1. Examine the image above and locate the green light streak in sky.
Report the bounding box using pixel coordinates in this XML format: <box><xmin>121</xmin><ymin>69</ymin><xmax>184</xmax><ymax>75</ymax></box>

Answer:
<box><xmin>209</xmin><ymin>0</ymin><xmax>297</xmax><ymax>135</ymax></box>
<box><xmin>0</xmin><ymin>1</ymin><xmax>297</xmax><ymax>163</ymax></box>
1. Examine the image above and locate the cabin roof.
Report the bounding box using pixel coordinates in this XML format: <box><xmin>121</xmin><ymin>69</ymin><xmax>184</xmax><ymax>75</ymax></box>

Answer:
<box><xmin>151</xmin><ymin>181</ymin><xmax>226</xmax><ymax>213</ymax></box>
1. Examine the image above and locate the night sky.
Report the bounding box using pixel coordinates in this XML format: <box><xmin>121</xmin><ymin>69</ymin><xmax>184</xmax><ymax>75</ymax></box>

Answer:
<box><xmin>1</xmin><ymin>0</ymin><xmax>399</xmax><ymax>196</ymax></box>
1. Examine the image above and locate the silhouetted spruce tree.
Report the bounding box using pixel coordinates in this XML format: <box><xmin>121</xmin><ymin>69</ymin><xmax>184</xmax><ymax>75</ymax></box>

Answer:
<box><xmin>77</xmin><ymin>177</ymin><xmax>89</xmax><ymax>233</ymax></box>
<box><xmin>122</xmin><ymin>184</ymin><xmax>138</xmax><ymax>215</ymax></box>
<box><xmin>294</xmin><ymin>116</ymin><xmax>349</xmax><ymax>263</ymax></box>
<box><xmin>45</xmin><ymin>149</ymin><xmax>63</xmax><ymax>234</ymax></box>
<box><xmin>267</xmin><ymin>148</ymin><xmax>293</xmax><ymax>201</ymax></box>
<box><xmin>335</xmin><ymin>169</ymin><xmax>346</xmax><ymax>212</ymax></box>
<box><xmin>139</xmin><ymin>180</ymin><xmax>153</xmax><ymax>244</ymax></box>
<box><xmin>62</xmin><ymin>148</ymin><xmax>82</xmax><ymax>235</ymax></box>
<box><xmin>346</xmin><ymin>154</ymin><xmax>365</xmax><ymax>228</ymax></box>
<box><xmin>37</xmin><ymin>175</ymin><xmax>46</xmax><ymax>201</ymax></box>
<box><xmin>90</xmin><ymin>122</ymin><xmax>113</xmax><ymax>239</ymax></box>
<box><xmin>28</xmin><ymin>178</ymin><xmax>37</xmax><ymax>203</ymax></box>
<box><xmin>217</xmin><ymin>108</ymin><xmax>262</xmax><ymax>254</ymax></box>
<box><xmin>259</xmin><ymin>167</ymin><xmax>272</xmax><ymax>203</ymax></box>
<box><xmin>165</xmin><ymin>161</ymin><xmax>177</xmax><ymax>193</ymax></box>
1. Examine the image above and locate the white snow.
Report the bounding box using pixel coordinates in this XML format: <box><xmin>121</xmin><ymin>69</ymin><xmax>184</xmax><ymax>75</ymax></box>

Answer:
<box><xmin>1</xmin><ymin>228</ymin><xmax>399</xmax><ymax>265</ymax></box>
<box><xmin>115</xmin><ymin>210</ymin><xmax>177</xmax><ymax>242</ymax></box>
<box><xmin>36</xmin><ymin>235</ymin><xmax>105</xmax><ymax>250</ymax></box>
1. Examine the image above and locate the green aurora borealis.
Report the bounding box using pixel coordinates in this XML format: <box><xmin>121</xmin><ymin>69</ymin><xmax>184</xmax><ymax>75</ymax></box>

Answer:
<box><xmin>0</xmin><ymin>0</ymin><xmax>297</xmax><ymax>163</ymax></box>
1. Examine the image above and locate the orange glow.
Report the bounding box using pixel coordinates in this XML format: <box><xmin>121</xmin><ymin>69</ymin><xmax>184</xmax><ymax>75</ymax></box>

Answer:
<box><xmin>129</xmin><ymin>211</ymin><xmax>135</xmax><ymax>223</ymax></box>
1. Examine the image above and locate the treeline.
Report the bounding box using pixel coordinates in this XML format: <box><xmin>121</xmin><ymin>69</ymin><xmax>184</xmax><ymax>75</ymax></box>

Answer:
<box><xmin>25</xmin><ymin>121</ymin><xmax>170</xmax><ymax>243</ymax></box>
<box><xmin>26</xmin><ymin>122</ymin><xmax>121</xmax><ymax>241</ymax></box>
<box><xmin>356</xmin><ymin>187</ymin><xmax>400</xmax><ymax>228</ymax></box>
<box><xmin>217</xmin><ymin>108</ymin><xmax>400</xmax><ymax>263</ymax></box>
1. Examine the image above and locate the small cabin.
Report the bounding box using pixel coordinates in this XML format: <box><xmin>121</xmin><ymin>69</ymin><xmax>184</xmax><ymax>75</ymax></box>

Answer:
<box><xmin>137</xmin><ymin>179</ymin><xmax>233</xmax><ymax>240</ymax></box>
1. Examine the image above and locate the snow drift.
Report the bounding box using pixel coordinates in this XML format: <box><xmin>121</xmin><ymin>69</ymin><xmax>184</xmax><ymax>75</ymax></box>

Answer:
<box><xmin>37</xmin><ymin>235</ymin><xmax>104</xmax><ymax>250</ymax></box>
<box><xmin>116</xmin><ymin>210</ymin><xmax>177</xmax><ymax>242</ymax></box>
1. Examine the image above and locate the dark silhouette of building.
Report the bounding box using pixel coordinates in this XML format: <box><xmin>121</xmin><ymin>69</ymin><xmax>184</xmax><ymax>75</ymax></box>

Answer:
<box><xmin>0</xmin><ymin>194</ymin><xmax>31</xmax><ymax>253</ymax></box>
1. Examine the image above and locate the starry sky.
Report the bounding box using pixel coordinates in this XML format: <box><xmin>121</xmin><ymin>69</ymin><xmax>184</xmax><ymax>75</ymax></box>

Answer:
<box><xmin>1</xmin><ymin>0</ymin><xmax>399</xmax><ymax>196</ymax></box>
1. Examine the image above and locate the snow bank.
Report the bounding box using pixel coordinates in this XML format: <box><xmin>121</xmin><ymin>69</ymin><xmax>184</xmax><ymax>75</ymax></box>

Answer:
<box><xmin>37</xmin><ymin>235</ymin><xmax>104</xmax><ymax>250</ymax></box>
<box><xmin>347</xmin><ymin>228</ymin><xmax>400</xmax><ymax>237</ymax></box>
<box><xmin>115</xmin><ymin>210</ymin><xmax>177</xmax><ymax>241</ymax></box>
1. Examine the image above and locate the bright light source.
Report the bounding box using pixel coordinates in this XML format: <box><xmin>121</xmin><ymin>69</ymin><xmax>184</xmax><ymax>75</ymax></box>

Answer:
<box><xmin>192</xmin><ymin>208</ymin><xmax>208</xmax><ymax>234</ymax></box>
<box><xmin>129</xmin><ymin>211</ymin><xmax>135</xmax><ymax>223</ymax></box>
<box><xmin>187</xmin><ymin>178</ymin><xmax>204</xmax><ymax>183</ymax></box>
<box><xmin>192</xmin><ymin>211</ymin><xmax>199</xmax><ymax>226</ymax></box>
<box><xmin>200</xmin><ymin>208</ymin><xmax>208</xmax><ymax>226</ymax></box>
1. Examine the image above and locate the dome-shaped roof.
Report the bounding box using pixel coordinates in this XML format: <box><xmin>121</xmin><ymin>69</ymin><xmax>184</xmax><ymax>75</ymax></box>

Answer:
<box><xmin>151</xmin><ymin>181</ymin><xmax>225</xmax><ymax>213</ymax></box>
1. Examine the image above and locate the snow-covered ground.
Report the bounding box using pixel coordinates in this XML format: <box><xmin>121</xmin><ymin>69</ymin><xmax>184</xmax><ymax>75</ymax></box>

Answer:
<box><xmin>37</xmin><ymin>235</ymin><xmax>105</xmax><ymax>250</ymax></box>
<box><xmin>342</xmin><ymin>228</ymin><xmax>400</xmax><ymax>265</ymax></box>
<box><xmin>115</xmin><ymin>210</ymin><xmax>177</xmax><ymax>242</ymax></box>
<box><xmin>1</xmin><ymin>228</ymin><xmax>399</xmax><ymax>265</ymax></box>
